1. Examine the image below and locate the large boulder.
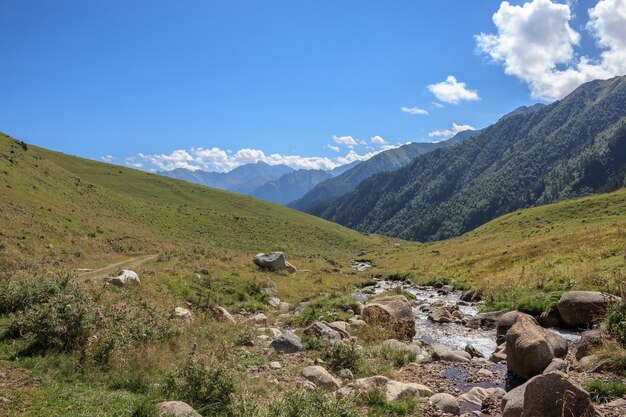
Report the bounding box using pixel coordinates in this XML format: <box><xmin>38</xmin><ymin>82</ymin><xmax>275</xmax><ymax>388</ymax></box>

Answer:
<box><xmin>505</xmin><ymin>315</ymin><xmax>568</xmax><ymax>379</ymax></box>
<box><xmin>557</xmin><ymin>291</ymin><xmax>621</xmax><ymax>328</ymax></box>
<box><xmin>156</xmin><ymin>401</ymin><xmax>202</xmax><ymax>417</ymax></box>
<box><xmin>303</xmin><ymin>321</ymin><xmax>350</xmax><ymax>344</ymax></box>
<box><xmin>363</xmin><ymin>296</ymin><xmax>416</xmax><ymax>340</ymax></box>
<box><xmin>253</xmin><ymin>252</ymin><xmax>297</xmax><ymax>273</ymax></box>
<box><xmin>501</xmin><ymin>371</ymin><xmax>599</xmax><ymax>417</ymax></box>
<box><xmin>270</xmin><ymin>330</ymin><xmax>303</xmax><ymax>353</ymax></box>
<box><xmin>108</xmin><ymin>270</ymin><xmax>140</xmax><ymax>287</ymax></box>
<box><xmin>301</xmin><ymin>366</ymin><xmax>341</xmax><ymax>390</ymax></box>
<box><xmin>496</xmin><ymin>311</ymin><xmax>535</xmax><ymax>344</ymax></box>
<box><xmin>351</xmin><ymin>376</ymin><xmax>433</xmax><ymax>401</ymax></box>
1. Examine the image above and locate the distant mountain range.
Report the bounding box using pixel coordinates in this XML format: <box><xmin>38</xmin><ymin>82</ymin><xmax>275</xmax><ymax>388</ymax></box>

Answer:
<box><xmin>320</xmin><ymin>75</ymin><xmax>626</xmax><ymax>241</ymax></box>
<box><xmin>288</xmin><ymin>129</ymin><xmax>480</xmax><ymax>214</ymax></box>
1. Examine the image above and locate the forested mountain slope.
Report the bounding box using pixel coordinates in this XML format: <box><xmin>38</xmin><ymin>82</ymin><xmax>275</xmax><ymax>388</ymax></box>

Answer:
<box><xmin>322</xmin><ymin>76</ymin><xmax>626</xmax><ymax>241</ymax></box>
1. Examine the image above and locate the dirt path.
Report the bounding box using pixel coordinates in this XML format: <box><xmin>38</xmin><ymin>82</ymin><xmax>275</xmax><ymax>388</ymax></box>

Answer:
<box><xmin>76</xmin><ymin>254</ymin><xmax>158</xmax><ymax>279</ymax></box>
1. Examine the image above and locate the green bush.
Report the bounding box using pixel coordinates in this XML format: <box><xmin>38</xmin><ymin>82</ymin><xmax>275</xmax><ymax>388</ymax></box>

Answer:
<box><xmin>8</xmin><ymin>290</ymin><xmax>93</xmax><ymax>351</ymax></box>
<box><xmin>379</xmin><ymin>346</ymin><xmax>417</xmax><ymax>368</ymax></box>
<box><xmin>606</xmin><ymin>302</ymin><xmax>626</xmax><ymax>345</ymax></box>
<box><xmin>325</xmin><ymin>340</ymin><xmax>363</xmax><ymax>372</ymax></box>
<box><xmin>262</xmin><ymin>389</ymin><xmax>359</xmax><ymax>417</ymax></box>
<box><xmin>359</xmin><ymin>389</ymin><xmax>419</xmax><ymax>416</ymax></box>
<box><xmin>165</xmin><ymin>352</ymin><xmax>235</xmax><ymax>415</ymax></box>
<box><xmin>0</xmin><ymin>271</ymin><xmax>72</xmax><ymax>315</ymax></box>
<box><xmin>583</xmin><ymin>379</ymin><xmax>626</xmax><ymax>403</ymax></box>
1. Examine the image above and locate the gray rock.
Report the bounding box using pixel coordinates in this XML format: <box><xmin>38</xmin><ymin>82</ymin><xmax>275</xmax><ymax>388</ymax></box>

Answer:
<box><xmin>575</xmin><ymin>330</ymin><xmax>605</xmax><ymax>360</ymax></box>
<box><xmin>538</xmin><ymin>306</ymin><xmax>562</xmax><ymax>328</ymax></box>
<box><xmin>428</xmin><ymin>306</ymin><xmax>452</xmax><ymax>323</ymax></box>
<box><xmin>464</xmin><ymin>344</ymin><xmax>484</xmax><ymax>358</ymax></box>
<box><xmin>557</xmin><ymin>291</ymin><xmax>621</xmax><ymax>328</ymax></box>
<box><xmin>363</xmin><ymin>295</ymin><xmax>416</xmax><ymax>340</ymax></box>
<box><xmin>174</xmin><ymin>307</ymin><xmax>192</xmax><ymax>323</ymax></box>
<box><xmin>269</xmin><ymin>361</ymin><xmax>282</xmax><ymax>369</ymax></box>
<box><xmin>253</xmin><ymin>252</ymin><xmax>297</xmax><ymax>273</ymax></box>
<box><xmin>351</xmin><ymin>375</ymin><xmax>433</xmax><ymax>401</ymax></box>
<box><xmin>489</xmin><ymin>342</ymin><xmax>507</xmax><ymax>363</ymax></box>
<box><xmin>108</xmin><ymin>269</ymin><xmax>140</xmax><ymax>287</ymax></box>
<box><xmin>212</xmin><ymin>306</ymin><xmax>235</xmax><ymax>323</ymax></box>
<box><xmin>302</xmin><ymin>366</ymin><xmax>341</xmax><ymax>390</ymax></box>
<box><xmin>270</xmin><ymin>330</ymin><xmax>303</xmax><ymax>353</ymax></box>
<box><xmin>439</xmin><ymin>350</ymin><xmax>471</xmax><ymax>363</ymax></box>
<box><xmin>459</xmin><ymin>387</ymin><xmax>505</xmax><ymax>406</ymax></box>
<box><xmin>501</xmin><ymin>384</ymin><xmax>525</xmax><ymax>417</ymax></box>
<box><xmin>156</xmin><ymin>401</ymin><xmax>202</xmax><ymax>417</ymax></box>
<box><xmin>339</xmin><ymin>369</ymin><xmax>354</xmax><ymax>380</ymax></box>
<box><xmin>460</xmin><ymin>289</ymin><xmax>482</xmax><ymax>302</ymax></box>
<box><xmin>430</xmin><ymin>393</ymin><xmax>460</xmax><ymax>415</ymax></box>
<box><xmin>466</xmin><ymin>310</ymin><xmax>505</xmax><ymax>330</ymax></box>
<box><xmin>543</xmin><ymin>358</ymin><xmax>567</xmax><ymax>373</ymax></box>
<box><xmin>268</xmin><ymin>297</ymin><xmax>281</xmax><ymax>308</ymax></box>
<box><xmin>303</xmin><ymin>321</ymin><xmax>350</xmax><ymax>344</ymax></box>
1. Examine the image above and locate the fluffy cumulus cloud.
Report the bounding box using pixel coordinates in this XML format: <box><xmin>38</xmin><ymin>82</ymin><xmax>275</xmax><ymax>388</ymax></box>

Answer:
<box><xmin>428</xmin><ymin>122</ymin><xmax>475</xmax><ymax>138</ymax></box>
<box><xmin>401</xmin><ymin>106</ymin><xmax>429</xmax><ymax>115</ymax></box>
<box><xmin>476</xmin><ymin>0</ymin><xmax>626</xmax><ymax>101</ymax></box>
<box><xmin>332</xmin><ymin>135</ymin><xmax>357</xmax><ymax>146</ymax></box>
<box><xmin>101</xmin><ymin>155</ymin><xmax>114</xmax><ymax>163</ymax></box>
<box><xmin>136</xmin><ymin>139</ymin><xmax>402</xmax><ymax>173</ymax></box>
<box><xmin>427</xmin><ymin>76</ymin><xmax>480</xmax><ymax>104</ymax></box>
<box><xmin>370</xmin><ymin>135</ymin><xmax>387</xmax><ymax>145</ymax></box>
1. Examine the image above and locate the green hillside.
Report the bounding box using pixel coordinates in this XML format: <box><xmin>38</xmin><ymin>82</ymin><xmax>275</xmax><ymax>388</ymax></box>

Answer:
<box><xmin>0</xmin><ymin>133</ymin><xmax>625</xmax><ymax>416</ymax></box>
<box><xmin>0</xmin><ymin>133</ymin><xmax>388</xmax><ymax>273</ymax></box>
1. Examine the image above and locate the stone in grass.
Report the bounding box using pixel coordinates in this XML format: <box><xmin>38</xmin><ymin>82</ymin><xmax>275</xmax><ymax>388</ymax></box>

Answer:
<box><xmin>270</xmin><ymin>330</ymin><xmax>303</xmax><ymax>354</ymax></box>
<box><xmin>429</xmin><ymin>393</ymin><xmax>460</xmax><ymax>415</ymax></box>
<box><xmin>156</xmin><ymin>401</ymin><xmax>202</xmax><ymax>417</ymax></box>
<box><xmin>107</xmin><ymin>269</ymin><xmax>140</xmax><ymax>287</ymax></box>
<box><xmin>301</xmin><ymin>366</ymin><xmax>341</xmax><ymax>390</ymax></box>
<box><xmin>253</xmin><ymin>252</ymin><xmax>297</xmax><ymax>273</ymax></box>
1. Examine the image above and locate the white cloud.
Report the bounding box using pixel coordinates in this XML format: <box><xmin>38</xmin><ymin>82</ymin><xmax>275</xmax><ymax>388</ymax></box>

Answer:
<box><xmin>124</xmin><ymin>157</ymin><xmax>144</xmax><ymax>168</ymax></box>
<box><xmin>332</xmin><ymin>135</ymin><xmax>357</xmax><ymax>146</ymax></box>
<box><xmin>137</xmin><ymin>145</ymin><xmax>398</xmax><ymax>173</ymax></box>
<box><xmin>101</xmin><ymin>155</ymin><xmax>114</xmax><ymax>163</ymax></box>
<box><xmin>370</xmin><ymin>135</ymin><xmax>387</xmax><ymax>145</ymax></box>
<box><xmin>326</xmin><ymin>144</ymin><xmax>340</xmax><ymax>152</ymax></box>
<box><xmin>476</xmin><ymin>0</ymin><xmax>626</xmax><ymax>101</ymax></box>
<box><xmin>428</xmin><ymin>122</ymin><xmax>475</xmax><ymax>138</ymax></box>
<box><xmin>427</xmin><ymin>76</ymin><xmax>480</xmax><ymax>104</ymax></box>
<box><xmin>401</xmin><ymin>106</ymin><xmax>429</xmax><ymax>115</ymax></box>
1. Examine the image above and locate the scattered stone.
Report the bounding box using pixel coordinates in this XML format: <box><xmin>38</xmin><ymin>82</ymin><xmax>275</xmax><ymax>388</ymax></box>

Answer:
<box><xmin>213</xmin><ymin>306</ymin><xmax>235</xmax><ymax>323</ymax></box>
<box><xmin>430</xmin><ymin>393</ymin><xmax>460</xmax><ymax>415</ymax></box>
<box><xmin>248</xmin><ymin>313</ymin><xmax>268</xmax><ymax>325</ymax></box>
<box><xmin>557</xmin><ymin>291</ymin><xmax>621</xmax><ymax>328</ymax></box>
<box><xmin>269</xmin><ymin>361</ymin><xmax>282</xmax><ymax>369</ymax></box>
<box><xmin>348</xmin><ymin>318</ymin><xmax>367</xmax><ymax>329</ymax></box>
<box><xmin>543</xmin><ymin>358</ymin><xmax>567</xmax><ymax>373</ymax></box>
<box><xmin>363</xmin><ymin>295</ymin><xmax>416</xmax><ymax>340</ymax></box>
<box><xmin>264</xmin><ymin>287</ymin><xmax>278</xmax><ymax>297</ymax></box>
<box><xmin>460</xmin><ymin>289</ymin><xmax>482</xmax><ymax>303</ymax></box>
<box><xmin>339</xmin><ymin>369</ymin><xmax>354</xmax><ymax>380</ymax></box>
<box><xmin>575</xmin><ymin>330</ymin><xmax>605</xmax><ymax>360</ymax></box>
<box><xmin>270</xmin><ymin>330</ymin><xmax>303</xmax><ymax>354</ymax></box>
<box><xmin>438</xmin><ymin>350</ymin><xmax>471</xmax><ymax>363</ymax></box>
<box><xmin>253</xmin><ymin>252</ymin><xmax>297</xmax><ymax>273</ymax></box>
<box><xmin>107</xmin><ymin>269</ymin><xmax>140</xmax><ymax>287</ymax></box>
<box><xmin>464</xmin><ymin>344</ymin><xmax>484</xmax><ymax>358</ymax></box>
<box><xmin>351</xmin><ymin>375</ymin><xmax>433</xmax><ymax>401</ymax></box>
<box><xmin>458</xmin><ymin>387</ymin><xmax>506</xmax><ymax>406</ymax></box>
<box><xmin>577</xmin><ymin>354</ymin><xmax>601</xmax><ymax>371</ymax></box>
<box><xmin>268</xmin><ymin>297</ymin><xmax>281</xmax><ymax>308</ymax></box>
<box><xmin>466</xmin><ymin>310</ymin><xmax>505</xmax><ymax>330</ymax></box>
<box><xmin>505</xmin><ymin>315</ymin><xmax>567</xmax><ymax>379</ymax></box>
<box><xmin>477</xmin><ymin>368</ymin><xmax>494</xmax><ymax>378</ymax></box>
<box><xmin>278</xmin><ymin>302</ymin><xmax>291</xmax><ymax>312</ymax></box>
<box><xmin>429</xmin><ymin>306</ymin><xmax>452</xmax><ymax>323</ymax></box>
<box><xmin>489</xmin><ymin>342</ymin><xmax>507</xmax><ymax>363</ymax></box>
<box><xmin>329</xmin><ymin>321</ymin><xmax>349</xmax><ymax>332</ymax></box>
<box><xmin>303</xmin><ymin>321</ymin><xmax>350</xmax><ymax>344</ymax></box>
<box><xmin>174</xmin><ymin>307</ymin><xmax>192</xmax><ymax>323</ymax></box>
<box><xmin>156</xmin><ymin>401</ymin><xmax>202</xmax><ymax>417</ymax></box>
<box><xmin>302</xmin><ymin>366</ymin><xmax>341</xmax><ymax>390</ymax></box>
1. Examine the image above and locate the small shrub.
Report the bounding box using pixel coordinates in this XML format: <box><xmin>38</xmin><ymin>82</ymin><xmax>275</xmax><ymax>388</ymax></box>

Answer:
<box><xmin>165</xmin><ymin>352</ymin><xmax>235</xmax><ymax>415</ymax></box>
<box><xmin>325</xmin><ymin>340</ymin><xmax>363</xmax><ymax>372</ymax></box>
<box><xmin>263</xmin><ymin>389</ymin><xmax>359</xmax><ymax>417</ymax></box>
<box><xmin>606</xmin><ymin>302</ymin><xmax>626</xmax><ymax>345</ymax></box>
<box><xmin>375</xmin><ymin>288</ymin><xmax>416</xmax><ymax>301</ymax></box>
<box><xmin>0</xmin><ymin>271</ymin><xmax>72</xmax><ymax>315</ymax></box>
<box><xmin>234</xmin><ymin>326</ymin><xmax>256</xmax><ymax>347</ymax></box>
<box><xmin>583</xmin><ymin>379</ymin><xmax>626</xmax><ymax>403</ymax></box>
<box><xmin>359</xmin><ymin>389</ymin><xmax>419</xmax><ymax>416</ymax></box>
<box><xmin>379</xmin><ymin>346</ymin><xmax>417</xmax><ymax>368</ymax></box>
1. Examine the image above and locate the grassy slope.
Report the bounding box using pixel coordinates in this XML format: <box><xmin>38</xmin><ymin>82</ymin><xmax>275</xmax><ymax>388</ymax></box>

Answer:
<box><xmin>0</xmin><ymin>133</ymin><xmax>625</xmax><ymax>415</ymax></box>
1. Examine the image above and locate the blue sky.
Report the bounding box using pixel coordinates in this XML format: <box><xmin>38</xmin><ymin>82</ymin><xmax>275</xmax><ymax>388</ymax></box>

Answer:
<box><xmin>1</xmin><ymin>0</ymin><xmax>625</xmax><ymax>172</ymax></box>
